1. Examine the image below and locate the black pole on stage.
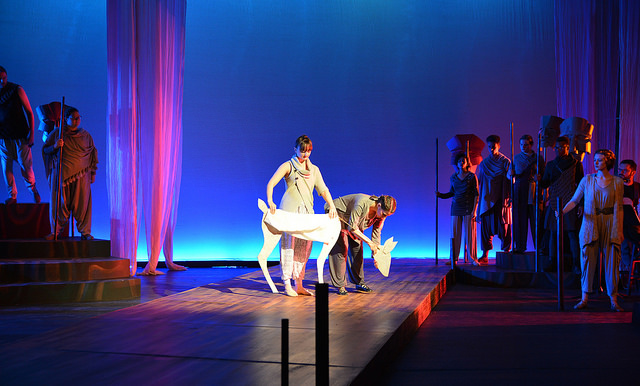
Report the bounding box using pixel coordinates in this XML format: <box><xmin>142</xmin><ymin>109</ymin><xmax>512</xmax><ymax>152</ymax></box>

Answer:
<box><xmin>282</xmin><ymin>318</ymin><xmax>289</xmax><ymax>386</ymax></box>
<box><xmin>435</xmin><ymin>137</ymin><xmax>439</xmax><ymax>265</ymax></box>
<box><xmin>557</xmin><ymin>197</ymin><xmax>564</xmax><ymax>311</ymax></box>
<box><xmin>315</xmin><ymin>282</ymin><xmax>329</xmax><ymax>385</ymax></box>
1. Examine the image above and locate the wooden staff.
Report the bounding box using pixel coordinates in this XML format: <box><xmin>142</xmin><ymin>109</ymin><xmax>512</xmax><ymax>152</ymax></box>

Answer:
<box><xmin>435</xmin><ymin>137</ymin><xmax>439</xmax><ymax>265</ymax></box>
<box><xmin>464</xmin><ymin>140</ymin><xmax>469</xmax><ymax>264</ymax></box>
<box><xmin>510</xmin><ymin>122</ymin><xmax>514</xmax><ymax>252</ymax></box>
<box><xmin>53</xmin><ymin>97</ymin><xmax>65</xmax><ymax>241</ymax></box>
<box><xmin>535</xmin><ymin>132</ymin><xmax>542</xmax><ymax>272</ymax></box>
<box><xmin>557</xmin><ymin>196</ymin><xmax>564</xmax><ymax>311</ymax></box>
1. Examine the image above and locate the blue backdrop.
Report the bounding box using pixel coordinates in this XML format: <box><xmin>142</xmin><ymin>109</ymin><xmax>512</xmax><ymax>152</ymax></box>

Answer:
<box><xmin>1</xmin><ymin>0</ymin><xmax>556</xmax><ymax>261</ymax></box>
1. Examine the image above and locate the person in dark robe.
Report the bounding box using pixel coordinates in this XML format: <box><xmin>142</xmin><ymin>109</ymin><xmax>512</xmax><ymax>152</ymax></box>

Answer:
<box><xmin>476</xmin><ymin>135</ymin><xmax>512</xmax><ymax>263</ymax></box>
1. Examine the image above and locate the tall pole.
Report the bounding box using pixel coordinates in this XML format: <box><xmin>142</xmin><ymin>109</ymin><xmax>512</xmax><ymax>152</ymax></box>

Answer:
<box><xmin>535</xmin><ymin>132</ymin><xmax>542</xmax><ymax>272</ymax></box>
<box><xmin>281</xmin><ymin>318</ymin><xmax>289</xmax><ymax>386</ymax></box>
<box><xmin>53</xmin><ymin>97</ymin><xmax>65</xmax><ymax>241</ymax></box>
<box><xmin>315</xmin><ymin>283</ymin><xmax>329</xmax><ymax>385</ymax></box>
<box><xmin>464</xmin><ymin>140</ymin><xmax>469</xmax><ymax>264</ymax></box>
<box><xmin>510</xmin><ymin>122</ymin><xmax>515</xmax><ymax>253</ymax></box>
<box><xmin>557</xmin><ymin>197</ymin><xmax>564</xmax><ymax>311</ymax></box>
<box><xmin>435</xmin><ymin>137</ymin><xmax>439</xmax><ymax>265</ymax></box>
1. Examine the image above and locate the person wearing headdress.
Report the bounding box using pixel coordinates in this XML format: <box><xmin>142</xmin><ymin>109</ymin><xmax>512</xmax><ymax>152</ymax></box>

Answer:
<box><xmin>512</xmin><ymin>134</ymin><xmax>545</xmax><ymax>254</ymax></box>
<box><xmin>43</xmin><ymin>107</ymin><xmax>98</xmax><ymax>240</ymax></box>
<box><xmin>437</xmin><ymin>152</ymin><xmax>479</xmax><ymax>264</ymax></box>
<box><xmin>537</xmin><ymin>115</ymin><xmax>564</xmax><ymax>255</ymax></box>
<box><xmin>325</xmin><ymin>194</ymin><xmax>396</xmax><ymax>295</ymax></box>
<box><xmin>475</xmin><ymin>135</ymin><xmax>511</xmax><ymax>263</ymax></box>
<box><xmin>540</xmin><ymin>136</ymin><xmax>583</xmax><ymax>272</ymax></box>
<box><xmin>538</xmin><ymin>115</ymin><xmax>563</xmax><ymax>149</ymax></box>
<box><xmin>35</xmin><ymin>102</ymin><xmax>75</xmax><ymax>185</ymax></box>
<box><xmin>0</xmin><ymin>65</ymin><xmax>40</xmax><ymax>204</ymax></box>
<box><xmin>560</xmin><ymin>117</ymin><xmax>593</xmax><ymax>162</ymax></box>
<box><xmin>561</xmin><ymin>149</ymin><xmax>624</xmax><ymax>311</ymax></box>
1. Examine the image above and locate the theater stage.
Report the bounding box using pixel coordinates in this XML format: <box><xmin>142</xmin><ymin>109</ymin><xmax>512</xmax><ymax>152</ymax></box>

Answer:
<box><xmin>0</xmin><ymin>259</ymin><xmax>453</xmax><ymax>385</ymax></box>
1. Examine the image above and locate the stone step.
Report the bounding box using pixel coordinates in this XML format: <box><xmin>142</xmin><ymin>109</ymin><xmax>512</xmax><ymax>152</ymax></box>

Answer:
<box><xmin>455</xmin><ymin>263</ymin><xmax>581</xmax><ymax>289</ymax></box>
<box><xmin>0</xmin><ymin>238</ymin><xmax>111</xmax><ymax>259</ymax></box>
<box><xmin>0</xmin><ymin>277</ymin><xmax>141</xmax><ymax>306</ymax></box>
<box><xmin>496</xmin><ymin>251</ymin><xmax>578</xmax><ymax>272</ymax></box>
<box><xmin>0</xmin><ymin>257</ymin><xmax>131</xmax><ymax>284</ymax></box>
<box><xmin>496</xmin><ymin>251</ymin><xmax>542</xmax><ymax>271</ymax></box>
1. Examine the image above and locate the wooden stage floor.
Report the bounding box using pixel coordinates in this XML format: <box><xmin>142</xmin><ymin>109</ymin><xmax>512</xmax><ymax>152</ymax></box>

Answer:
<box><xmin>0</xmin><ymin>259</ymin><xmax>452</xmax><ymax>385</ymax></box>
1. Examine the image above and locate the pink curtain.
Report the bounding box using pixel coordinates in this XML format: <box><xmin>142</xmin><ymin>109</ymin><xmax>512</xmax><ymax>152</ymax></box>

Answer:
<box><xmin>554</xmin><ymin>0</ymin><xmax>619</xmax><ymax>174</ymax></box>
<box><xmin>618</xmin><ymin>0</ymin><xmax>640</xmax><ymax>165</ymax></box>
<box><xmin>107</xmin><ymin>0</ymin><xmax>185</xmax><ymax>276</ymax></box>
<box><xmin>107</xmin><ymin>1</ymin><xmax>139</xmax><ymax>275</ymax></box>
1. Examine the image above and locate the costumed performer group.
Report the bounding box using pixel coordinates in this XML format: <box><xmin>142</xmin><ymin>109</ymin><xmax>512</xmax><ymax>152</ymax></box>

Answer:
<box><xmin>1</xmin><ymin>65</ymin><xmax>98</xmax><ymax>241</ymax></box>
<box><xmin>435</xmin><ymin>114</ymin><xmax>638</xmax><ymax>312</ymax></box>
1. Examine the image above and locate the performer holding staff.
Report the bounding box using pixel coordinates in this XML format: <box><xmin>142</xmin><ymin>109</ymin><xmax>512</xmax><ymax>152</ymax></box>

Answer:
<box><xmin>43</xmin><ymin>106</ymin><xmax>98</xmax><ymax>240</ymax></box>
<box><xmin>512</xmin><ymin>134</ymin><xmax>544</xmax><ymax>254</ymax></box>
<box><xmin>436</xmin><ymin>152</ymin><xmax>479</xmax><ymax>265</ymax></box>
<box><xmin>476</xmin><ymin>135</ymin><xmax>512</xmax><ymax>263</ymax></box>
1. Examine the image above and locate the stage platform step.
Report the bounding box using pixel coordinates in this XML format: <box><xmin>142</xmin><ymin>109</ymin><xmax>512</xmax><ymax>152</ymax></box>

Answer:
<box><xmin>0</xmin><ymin>237</ymin><xmax>140</xmax><ymax>305</ymax></box>
<box><xmin>455</xmin><ymin>260</ymin><xmax>580</xmax><ymax>289</ymax></box>
<box><xmin>496</xmin><ymin>251</ymin><xmax>542</xmax><ymax>270</ymax></box>
<box><xmin>0</xmin><ymin>257</ymin><xmax>131</xmax><ymax>284</ymax></box>
<box><xmin>0</xmin><ymin>238</ymin><xmax>111</xmax><ymax>260</ymax></box>
<box><xmin>0</xmin><ymin>277</ymin><xmax>141</xmax><ymax>305</ymax></box>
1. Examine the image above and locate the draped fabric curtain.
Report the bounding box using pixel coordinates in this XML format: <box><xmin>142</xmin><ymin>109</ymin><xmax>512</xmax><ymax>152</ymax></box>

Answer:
<box><xmin>554</xmin><ymin>0</ymin><xmax>619</xmax><ymax>174</ymax></box>
<box><xmin>107</xmin><ymin>0</ymin><xmax>186</xmax><ymax>276</ymax></box>
<box><xmin>554</xmin><ymin>0</ymin><xmax>595</xmax><ymax>122</ymax></box>
<box><xmin>555</xmin><ymin>0</ymin><xmax>639</xmax><ymax>173</ymax></box>
<box><xmin>107</xmin><ymin>2</ymin><xmax>139</xmax><ymax>276</ymax></box>
<box><xmin>618</xmin><ymin>0</ymin><xmax>640</xmax><ymax>165</ymax></box>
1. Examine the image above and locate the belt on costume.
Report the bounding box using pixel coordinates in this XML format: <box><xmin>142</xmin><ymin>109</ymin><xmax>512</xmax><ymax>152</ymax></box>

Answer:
<box><xmin>595</xmin><ymin>207</ymin><xmax>614</xmax><ymax>215</ymax></box>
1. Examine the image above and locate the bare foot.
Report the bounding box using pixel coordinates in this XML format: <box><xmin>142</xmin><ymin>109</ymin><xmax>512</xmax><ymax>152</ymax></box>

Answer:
<box><xmin>296</xmin><ymin>287</ymin><xmax>314</xmax><ymax>296</ymax></box>
<box><xmin>140</xmin><ymin>269</ymin><xmax>165</xmax><ymax>276</ymax></box>
<box><xmin>167</xmin><ymin>263</ymin><xmax>187</xmax><ymax>271</ymax></box>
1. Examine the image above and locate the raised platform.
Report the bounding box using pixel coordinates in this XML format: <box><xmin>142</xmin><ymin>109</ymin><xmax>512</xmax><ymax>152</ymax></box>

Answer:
<box><xmin>0</xmin><ymin>238</ymin><xmax>111</xmax><ymax>259</ymax></box>
<box><xmin>455</xmin><ymin>254</ymin><xmax>580</xmax><ymax>289</ymax></box>
<box><xmin>0</xmin><ymin>259</ymin><xmax>453</xmax><ymax>385</ymax></box>
<box><xmin>0</xmin><ymin>238</ymin><xmax>140</xmax><ymax>305</ymax></box>
<box><xmin>496</xmin><ymin>251</ymin><xmax>542</xmax><ymax>271</ymax></box>
<box><xmin>0</xmin><ymin>203</ymin><xmax>68</xmax><ymax>239</ymax></box>
<box><xmin>0</xmin><ymin>257</ymin><xmax>131</xmax><ymax>283</ymax></box>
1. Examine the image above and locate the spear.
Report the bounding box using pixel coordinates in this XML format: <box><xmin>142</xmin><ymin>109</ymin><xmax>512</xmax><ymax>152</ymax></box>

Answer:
<box><xmin>435</xmin><ymin>137</ymin><xmax>439</xmax><ymax>265</ymax></box>
<box><xmin>53</xmin><ymin>97</ymin><xmax>65</xmax><ymax>241</ymax></box>
<box><xmin>510</xmin><ymin>122</ymin><xmax>514</xmax><ymax>252</ymax></box>
<box><xmin>535</xmin><ymin>132</ymin><xmax>542</xmax><ymax>271</ymax></box>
